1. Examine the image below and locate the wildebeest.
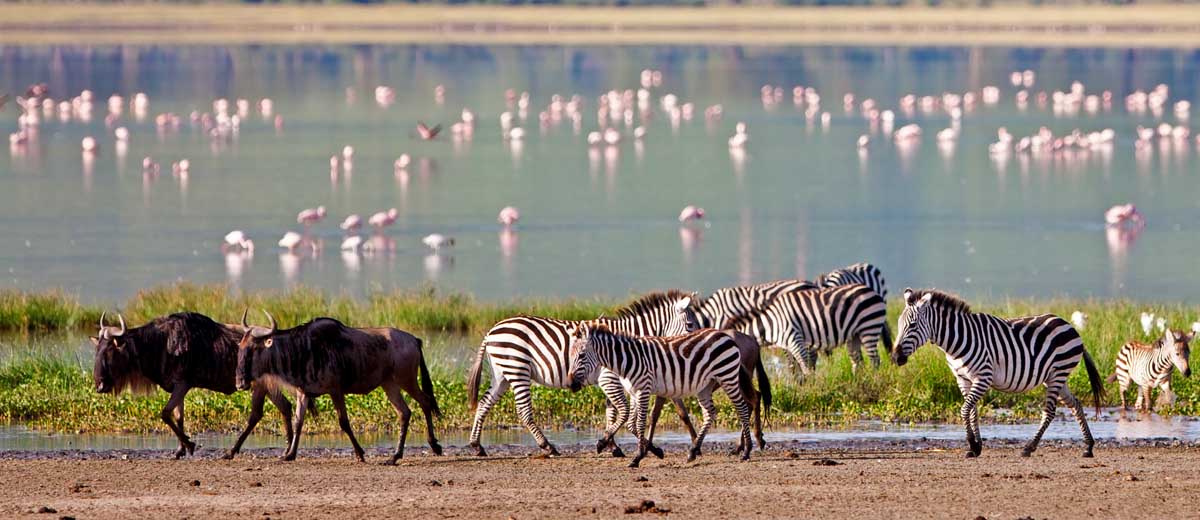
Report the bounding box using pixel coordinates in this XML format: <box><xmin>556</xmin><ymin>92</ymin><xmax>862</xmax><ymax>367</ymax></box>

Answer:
<box><xmin>236</xmin><ymin>311</ymin><xmax>442</xmax><ymax>463</ymax></box>
<box><xmin>90</xmin><ymin>311</ymin><xmax>295</xmax><ymax>459</ymax></box>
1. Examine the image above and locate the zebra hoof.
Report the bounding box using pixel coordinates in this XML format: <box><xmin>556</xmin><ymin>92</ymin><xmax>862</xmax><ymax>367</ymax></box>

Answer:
<box><xmin>964</xmin><ymin>451</ymin><xmax>979</xmax><ymax>459</ymax></box>
<box><xmin>648</xmin><ymin>445</ymin><xmax>665</xmax><ymax>459</ymax></box>
<box><xmin>1082</xmin><ymin>450</ymin><xmax>1094</xmax><ymax>458</ymax></box>
<box><xmin>470</xmin><ymin>444</ymin><xmax>488</xmax><ymax>457</ymax></box>
<box><xmin>430</xmin><ymin>442</ymin><xmax>444</xmax><ymax>456</ymax></box>
<box><xmin>546</xmin><ymin>445</ymin><xmax>561</xmax><ymax>457</ymax></box>
<box><xmin>1020</xmin><ymin>449</ymin><xmax>1033</xmax><ymax>458</ymax></box>
<box><xmin>611</xmin><ymin>446</ymin><xmax>626</xmax><ymax>458</ymax></box>
<box><xmin>596</xmin><ymin>439</ymin><xmax>609</xmax><ymax>454</ymax></box>
<box><xmin>757</xmin><ymin>438</ymin><xmax>768</xmax><ymax>451</ymax></box>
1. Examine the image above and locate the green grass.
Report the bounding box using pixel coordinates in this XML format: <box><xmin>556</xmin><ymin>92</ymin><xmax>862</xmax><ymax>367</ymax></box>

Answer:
<box><xmin>2</xmin><ymin>288</ymin><xmax>1199</xmax><ymax>436</ymax></box>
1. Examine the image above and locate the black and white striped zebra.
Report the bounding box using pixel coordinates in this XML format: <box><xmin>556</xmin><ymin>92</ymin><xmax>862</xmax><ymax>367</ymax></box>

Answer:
<box><xmin>465</xmin><ymin>291</ymin><xmax>696</xmax><ymax>457</ymax></box>
<box><xmin>565</xmin><ymin>324</ymin><xmax>755</xmax><ymax>468</ymax></box>
<box><xmin>689</xmin><ymin>283</ymin><xmax>891</xmax><ymax>374</ymax></box>
<box><xmin>1107</xmin><ymin>328</ymin><xmax>1193</xmax><ymax>412</ymax></box>
<box><xmin>815</xmin><ymin>261</ymin><xmax>888</xmax><ymax>301</ymax></box>
<box><xmin>685</xmin><ymin>279</ymin><xmax>817</xmax><ymax>330</ymax></box>
<box><xmin>892</xmin><ymin>288</ymin><xmax>1104</xmax><ymax>458</ymax></box>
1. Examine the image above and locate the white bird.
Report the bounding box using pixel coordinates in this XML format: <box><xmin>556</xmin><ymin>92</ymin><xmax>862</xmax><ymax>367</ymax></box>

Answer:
<box><xmin>498</xmin><ymin>206</ymin><xmax>520</xmax><ymax>228</ymax></box>
<box><xmin>728</xmin><ymin>122</ymin><xmax>748</xmax><ymax>149</ymax></box>
<box><xmin>81</xmin><ymin>136</ymin><xmax>98</xmax><ymax>153</ymax></box>
<box><xmin>587</xmin><ymin>131</ymin><xmax>602</xmax><ymax>146</ymax></box>
<box><xmin>222</xmin><ymin>230</ymin><xmax>254</xmax><ymax>253</ymax></box>
<box><xmin>342</xmin><ymin>146</ymin><xmax>354</xmax><ymax>160</ymax></box>
<box><xmin>340</xmin><ymin>214</ymin><xmax>362</xmax><ymax>232</ymax></box>
<box><xmin>114</xmin><ymin>127</ymin><xmax>130</xmax><ymax>142</ymax></box>
<box><xmin>857</xmin><ymin>134</ymin><xmax>869</xmax><ymax>149</ymax></box>
<box><xmin>1105</xmin><ymin>204</ymin><xmax>1143</xmax><ymax>228</ymax></box>
<box><xmin>340</xmin><ymin>235</ymin><xmax>365</xmax><ymax>252</ymax></box>
<box><xmin>507</xmin><ymin>127</ymin><xmax>526</xmax><ymax>141</ymax></box>
<box><xmin>394</xmin><ymin>154</ymin><xmax>411</xmax><ymax>171</ymax></box>
<box><xmin>368</xmin><ymin>208</ymin><xmax>399</xmax><ymax>230</ymax></box>
<box><xmin>1070</xmin><ymin>311</ymin><xmax>1087</xmax><ymax>331</ymax></box>
<box><xmin>422</xmin><ymin>233</ymin><xmax>455</xmax><ymax>251</ymax></box>
<box><xmin>679</xmin><ymin>205</ymin><xmax>705</xmax><ymax>223</ymax></box>
<box><xmin>1192</xmin><ymin>322</ymin><xmax>1200</xmax><ymax>335</ymax></box>
<box><xmin>297</xmin><ymin>206</ymin><xmax>327</xmax><ymax>226</ymax></box>
<box><xmin>278</xmin><ymin>231</ymin><xmax>304</xmax><ymax>251</ymax></box>
<box><xmin>1141</xmin><ymin>312</ymin><xmax>1156</xmax><ymax>336</ymax></box>
<box><xmin>1156</xmin><ymin>317</ymin><xmax>1168</xmax><ymax>332</ymax></box>
<box><xmin>603</xmin><ymin>127</ymin><xmax>621</xmax><ymax>145</ymax></box>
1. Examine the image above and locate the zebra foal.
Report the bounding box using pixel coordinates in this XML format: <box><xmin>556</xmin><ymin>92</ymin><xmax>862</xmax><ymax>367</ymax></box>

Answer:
<box><xmin>1108</xmin><ymin>328</ymin><xmax>1193</xmax><ymax>412</ymax></box>
<box><xmin>892</xmin><ymin>289</ymin><xmax>1104</xmax><ymax>458</ymax></box>
<box><xmin>566</xmin><ymin>324</ymin><xmax>755</xmax><ymax>468</ymax></box>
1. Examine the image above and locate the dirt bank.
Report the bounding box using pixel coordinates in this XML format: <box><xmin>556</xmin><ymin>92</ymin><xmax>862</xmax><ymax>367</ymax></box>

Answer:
<box><xmin>2</xmin><ymin>438</ymin><xmax>1197</xmax><ymax>519</ymax></box>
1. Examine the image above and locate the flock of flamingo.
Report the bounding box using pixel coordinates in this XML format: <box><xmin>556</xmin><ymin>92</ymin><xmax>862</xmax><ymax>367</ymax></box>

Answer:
<box><xmin>2</xmin><ymin>65</ymin><xmax>1172</xmax><ymax>280</ymax></box>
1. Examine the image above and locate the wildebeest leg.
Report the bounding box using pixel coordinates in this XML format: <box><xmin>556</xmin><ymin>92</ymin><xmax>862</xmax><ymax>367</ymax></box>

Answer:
<box><xmin>330</xmin><ymin>394</ymin><xmax>366</xmax><ymax>462</ymax></box>
<box><xmin>224</xmin><ymin>385</ymin><xmax>269</xmax><ymax>460</ymax></box>
<box><xmin>283</xmin><ymin>393</ymin><xmax>308</xmax><ymax>461</ymax></box>
<box><xmin>160</xmin><ymin>387</ymin><xmax>194</xmax><ymax>459</ymax></box>
<box><xmin>397</xmin><ymin>373</ymin><xmax>442</xmax><ymax>456</ymax></box>
<box><xmin>644</xmin><ymin>397</ymin><xmax>681</xmax><ymax>460</ymax></box>
<box><xmin>383</xmin><ymin>384</ymin><xmax>412</xmax><ymax>465</ymax></box>
<box><xmin>267</xmin><ymin>390</ymin><xmax>295</xmax><ymax>448</ymax></box>
<box><xmin>511</xmin><ymin>380</ymin><xmax>558</xmax><ymax>457</ymax></box>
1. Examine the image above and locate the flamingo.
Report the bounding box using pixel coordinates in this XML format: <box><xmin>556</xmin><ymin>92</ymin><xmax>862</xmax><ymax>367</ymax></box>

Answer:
<box><xmin>278</xmin><ymin>231</ymin><xmax>304</xmax><ymax>252</ymax></box>
<box><xmin>114</xmin><ymin>127</ymin><xmax>130</xmax><ymax>142</ymax></box>
<box><xmin>394</xmin><ymin>154</ymin><xmax>411</xmax><ymax>171</ymax></box>
<box><xmin>340</xmin><ymin>214</ymin><xmax>362</xmax><ymax>232</ymax></box>
<box><xmin>728</xmin><ymin>122</ymin><xmax>748</xmax><ymax>149</ymax></box>
<box><xmin>81</xmin><ymin>136</ymin><xmax>98</xmax><ymax>153</ymax></box>
<box><xmin>1070</xmin><ymin>311</ymin><xmax>1087</xmax><ymax>331</ymax></box>
<box><xmin>297</xmin><ymin>206</ymin><xmax>327</xmax><ymax>226</ymax></box>
<box><xmin>1105</xmin><ymin>204</ymin><xmax>1143</xmax><ymax>228</ymax></box>
<box><xmin>678</xmin><ymin>205</ymin><xmax>705</xmax><ymax>223</ymax></box>
<box><xmin>342</xmin><ymin>146</ymin><xmax>354</xmax><ymax>160</ymax></box>
<box><xmin>222</xmin><ymin>230</ymin><xmax>254</xmax><ymax>253</ymax></box>
<box><xmin>368</xmin><ymin>208</ymin><xmax>399</xmax><ymax>230</ymax></box>
<box><xmin>498</xmin><ymin>206</ymin><xmax>520</xmax><ymax>228</ymax></box>
<box><xmin>341</xmin><ymin>235</ymin><xmax>366</xmax><ymax>252</ymax></box>
<box><xmin>422</xmin><ymin>233</ymin><xmax>455</xmax><ymax>251</ymax></box>
<box><xmin>416</xmin><ymin>122</ymin><xmax>442</xmax><ymax>140</ymax></box>
<box><xmin>857</xmin><ymin>134</ymin><xmax>870</xmax><ymax>149</ymax></box>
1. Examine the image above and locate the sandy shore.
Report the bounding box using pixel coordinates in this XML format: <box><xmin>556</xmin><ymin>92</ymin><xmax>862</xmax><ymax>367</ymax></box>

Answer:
<box><xmin>2</xmin><ymin>438</ymin><xmax>1198</xmax><ymax>519</ymax></box>
<box><xmin>2</xmin><ymin>5</ymin><xmax>1200</xmax><ymax>47</ymax></box>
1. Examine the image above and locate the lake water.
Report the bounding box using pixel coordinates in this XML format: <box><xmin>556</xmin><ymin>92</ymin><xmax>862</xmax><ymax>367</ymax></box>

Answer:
<box><xmin>2</xmin><ymin>44</ymin><xmax>1199</xmax><ymax>304</ymax></box>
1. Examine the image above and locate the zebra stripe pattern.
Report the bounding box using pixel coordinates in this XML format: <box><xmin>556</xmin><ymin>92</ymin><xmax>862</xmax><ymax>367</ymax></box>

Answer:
<box><xmin>814</xmin><ymin>261</ymin><xmax>888</xmax><ymax>300</ymax></box>
<box><xmin>465</xmin><ymin>290</ymin><xmax>694</xmax><ymax>456</ymax></box>
<box><xmin>688</xmin><ymin>279</ymin><xmax>817</xmax><ymax>330</ymax></box>
<box><xmin>714</xmin><ymin>283</ymin><xmax>891</xmax><ymax>373</ymax></box>
<box><xmin>893</xmin><ymin>288</ymin><xmax>1104</xmax><ymax>458</ymax></box>
<box><xmin>565</xmin><ymin>324</ymin><xmax>754</xmax><ymax>468</ymax></box>
<box><xmin>1108</xmin><ymin>328</ymin><xmax>1193</xmax><ymax>412</ymax></box>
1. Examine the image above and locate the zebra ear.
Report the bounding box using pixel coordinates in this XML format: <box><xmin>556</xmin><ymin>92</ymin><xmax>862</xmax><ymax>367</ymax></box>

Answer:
<box><xmin>903</xmin><ymin>288</ymin><xmax>914</xmax><ymax>305</ymax></box>
<box><xmin>674</xmin><ymin>297</ymin><xmax>692</xmax><ymax>312</ymax></box>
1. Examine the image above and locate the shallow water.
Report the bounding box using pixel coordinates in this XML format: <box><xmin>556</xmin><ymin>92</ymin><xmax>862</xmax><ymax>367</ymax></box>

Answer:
<box><xmin>3</xmin><ymin>413</ymin><xmax>1197</xmax><ymax>452</ymax></box>
<box><xmin>2</xmin><ymin>45</ymin><xmax>1199</xmax><ymax>303</ymax></box>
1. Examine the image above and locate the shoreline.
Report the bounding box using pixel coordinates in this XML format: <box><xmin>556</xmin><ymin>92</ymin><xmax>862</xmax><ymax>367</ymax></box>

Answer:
<box><xmin>2</xmin><ymin>5</ymin><xmax>1200</xmax><ymax>47</ymax></box>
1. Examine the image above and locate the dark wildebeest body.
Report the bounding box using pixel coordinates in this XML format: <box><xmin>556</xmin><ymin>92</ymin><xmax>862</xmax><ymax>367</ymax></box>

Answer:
<box><xmin>90</xmin><ymin>312</ymin><xmax>295</xmax><ymax>459</ymax></box>
<box><xmin>236</xmin><ymin>313</ymin><xmax>442</xmax><ymax>463</ymax></box>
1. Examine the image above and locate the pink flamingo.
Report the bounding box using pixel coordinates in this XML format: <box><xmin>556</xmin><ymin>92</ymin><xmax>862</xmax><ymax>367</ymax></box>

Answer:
<box><xmin>1105</xmin><ymin>204</ymin><xmax>1144</xmax><ymax>228</ymax></box>
<box><xmin>296</xmin><ymin>206</ymin><xmax>327</xmax><ymax>226</ymax></box>
<box><xmin>368</xmin><ymin>208</ymin><xmax>399</xmax><ymax>231</ymax></box>
<box><xmin>679</xmin><ymin>205</ymin><xmax>705</xmax><ymax>223</ymax></box>
<box><xmin>498</xmin><ymin>206</ymin><xmax>521</xmax><ymax>228</ymax></box>
<box><xmin>222</xmin><ymin>230</ymin><xmax>254</xmax><ymax>253</ymax></box>
<box><xmin>340</xmin><ymin>214</ymin><xmax>362</xmax><ymax>232</ymax></box>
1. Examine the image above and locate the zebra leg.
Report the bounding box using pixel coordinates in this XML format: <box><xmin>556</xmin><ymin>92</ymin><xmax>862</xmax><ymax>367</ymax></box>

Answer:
<box><xmin>467</xmin><ymin>375</ymin><xmax>510</xmax><ymax>457</ymax></box>
<box><xmin>846</xmin><ymin>337</ymin><xmax>864</xmax><ymax>372</ymax></box>
<box><xmin>1156</xmin><ymin>380</ymin><xmax>1175</xmax><ymax>410</ymax></box>
<box><xmin>511</xmin><ymin>381</ymin><xmax>558</xmax><ymax>457</ymax></box>
<box><xmin>598</xmin><ymin>376</ymin><xmax>628</xmax><ymax>457</ymax></box>
<box><xmin>1059</xmin><ymin>388</ymin><xmax>1095</xmax><ymax>458</ymax></box>
<box><xmin>689</xmin><ymin>389</ymin><xmax>718</xmax><ymax>463</ymax></box>
<box><xmin>643</xmin><ymin>397</ymin><xmax>675</xmax><ymax>460</ymax></box>
<box><xmin>1022</xmin><ymin>381</ymin><xmax>1063</xmax><ymax>457</ymax></box>
<box><xmin>782</xmin><ymin>333</ymin><xmax>814</xmax><ymax>377</ymax></box>
<box><xmin>861</xmin><ymin>331</ymin><xmax>881</xmax><ymax>368</ymax></box>
<box><xmin>1135</xmin><ymin>385</ymin><xmax>1148</xmax><ymax>412</ymax></box>
<box><xmin>629</xmin><ymin>390</ymin><xmax>653</xmax><ymax>469</ymax></box>
<box><xmin>1117</xmin><ymin>378</ymin><xmax>1129</xmax><ymax>412</ymax></box>
<box><xmin>960</xmin><ymin>378</ymin><xmax>991</xmax><ymax>458</ymax></box>
<box><xmin>720</xmin><ymin>375</ymin><xmax>754</xmax><ymax>461</ymax></box>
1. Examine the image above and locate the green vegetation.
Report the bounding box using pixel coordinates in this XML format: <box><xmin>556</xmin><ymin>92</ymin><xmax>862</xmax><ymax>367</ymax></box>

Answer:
<box><xmin>2</xmin><ymin>285</ymin><xmax>1199</xmax><ymax>436</ymax></box>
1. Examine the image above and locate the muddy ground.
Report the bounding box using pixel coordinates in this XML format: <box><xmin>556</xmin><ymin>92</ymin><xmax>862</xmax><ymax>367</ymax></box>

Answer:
<box><xmin>2</xmin><ymin>438</ymin><xmax>1197</xmax><ymax>519</ymax></box>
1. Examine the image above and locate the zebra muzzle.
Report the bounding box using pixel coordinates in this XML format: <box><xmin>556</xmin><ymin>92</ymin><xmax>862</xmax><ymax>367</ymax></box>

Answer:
<box><xmin>568</xmin><ymin>378</ymin><xmax>583</xmax><ymax>393</ymax></box>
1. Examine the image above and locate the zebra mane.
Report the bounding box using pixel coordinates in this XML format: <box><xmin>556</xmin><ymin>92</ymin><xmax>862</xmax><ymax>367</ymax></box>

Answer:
<box><xmin>910</xmin><ymin>289</ymin><xmax>972</xmax><ymax>313</ymax></box>
<box><xmin>614</xmin><ymin>290</ymin><xmax>691</xmax><ymax>319</ymax></box>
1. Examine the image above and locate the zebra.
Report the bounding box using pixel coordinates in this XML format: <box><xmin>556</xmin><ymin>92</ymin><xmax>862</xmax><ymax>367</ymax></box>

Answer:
<box><xmin>466</xmin><ymin>290</ymin><xmax>698</xmax><ymax>457</ymax></box>
<box><xmin>1107</xmin><ymin>328</ymin><xmax>1193</xmax><ymax>412</ymax></box>
<box><xmin>814</xmin><ymin>261</ymin><xmax>887</xmax><ymax>301</ymax></box>
<box><xmin>687</xmin><ymin>283</ymin><xmax>891</xmax><ymax>374</ymax></box>
<box><xmin>564</xmin><ymin>323</ymin><xmax>755</xmax><ymax>468</ymax></box>
<box><xmin>892</xmin><ymin>288</ymin><xmax>1104</xmax><ymax>458</ymax></box>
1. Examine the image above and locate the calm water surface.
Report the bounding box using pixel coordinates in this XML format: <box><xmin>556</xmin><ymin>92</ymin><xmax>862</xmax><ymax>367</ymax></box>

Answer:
<box><xmin>2</xmin><ymin>45</ymin><xmax>1199</xmax><ymax>303</ymax></box>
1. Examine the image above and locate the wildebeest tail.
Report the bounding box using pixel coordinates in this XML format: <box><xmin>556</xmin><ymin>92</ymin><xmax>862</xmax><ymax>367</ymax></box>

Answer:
<box><xmin>1082</xmin><ymin>348</ymin><xmax>1104</xmax><ymax>416</ymax></box>
<box><xmin>738</xmin><ymin>365</ymin><xmax>757</xmax><ymax>410</ymax></box>
<box><xmin>467</xmin><ymin>341</ymin><xmax>487</xmax><ymax>414</ymax></box>
<box><xmin>415</xmin><ymin>338</ymin><xmax>442</xmax><ymax>417</ymax></box>
<box><xmin>754</xmin><ymin>355</ymin><xmax>772</xmax><ymax>412</ymax></box>
<box><xmin>305</xmin><ymin>395</ymin><xmax>319</xmax><ymax>418</ymax></box>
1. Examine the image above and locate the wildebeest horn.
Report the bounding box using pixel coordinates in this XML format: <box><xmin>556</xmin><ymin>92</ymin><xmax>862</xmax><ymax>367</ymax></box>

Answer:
<box><xmin>262</xmin><ymin>309</ymin><xmax>277</xmax><ymax>333</ymax></box>
<box><xmin>98</xmin><ymin>310</ymin><xmax>108</xmax><ymax>338</ymax></box>
<box><xmin>114</xmin><ymin>313</ymin><xmax>127</xmax><ymax>337</ymax></box>
<box><xmin>241</xmin><ymin>308</ymin><xmax>250</xmax><ymax>329</ymax></box>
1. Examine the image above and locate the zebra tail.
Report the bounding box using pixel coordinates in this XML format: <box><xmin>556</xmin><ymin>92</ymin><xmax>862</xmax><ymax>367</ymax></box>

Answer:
<box><xmin>466</xmin><ymin>342</ymin><xmax>487</xmax><ymax>414</ymax></box>
<box><xmin>1082</xmin><ymin>348</ymin><xmax>1105</xmax><ymax>416</ymax></box>
<box><xmin>880</xmin><ymin>318</ymin><xmax>895</xmax><ymax>361</ymax></box>
<box><xmin>754</xmin><ymin>355</ymin><xmax>772</xmax><ymax>412</ymax></box>
<box><xmin>416</xmin><ymin>338</ymin><xmax>442</xmax><ymax>418</ymax></box>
